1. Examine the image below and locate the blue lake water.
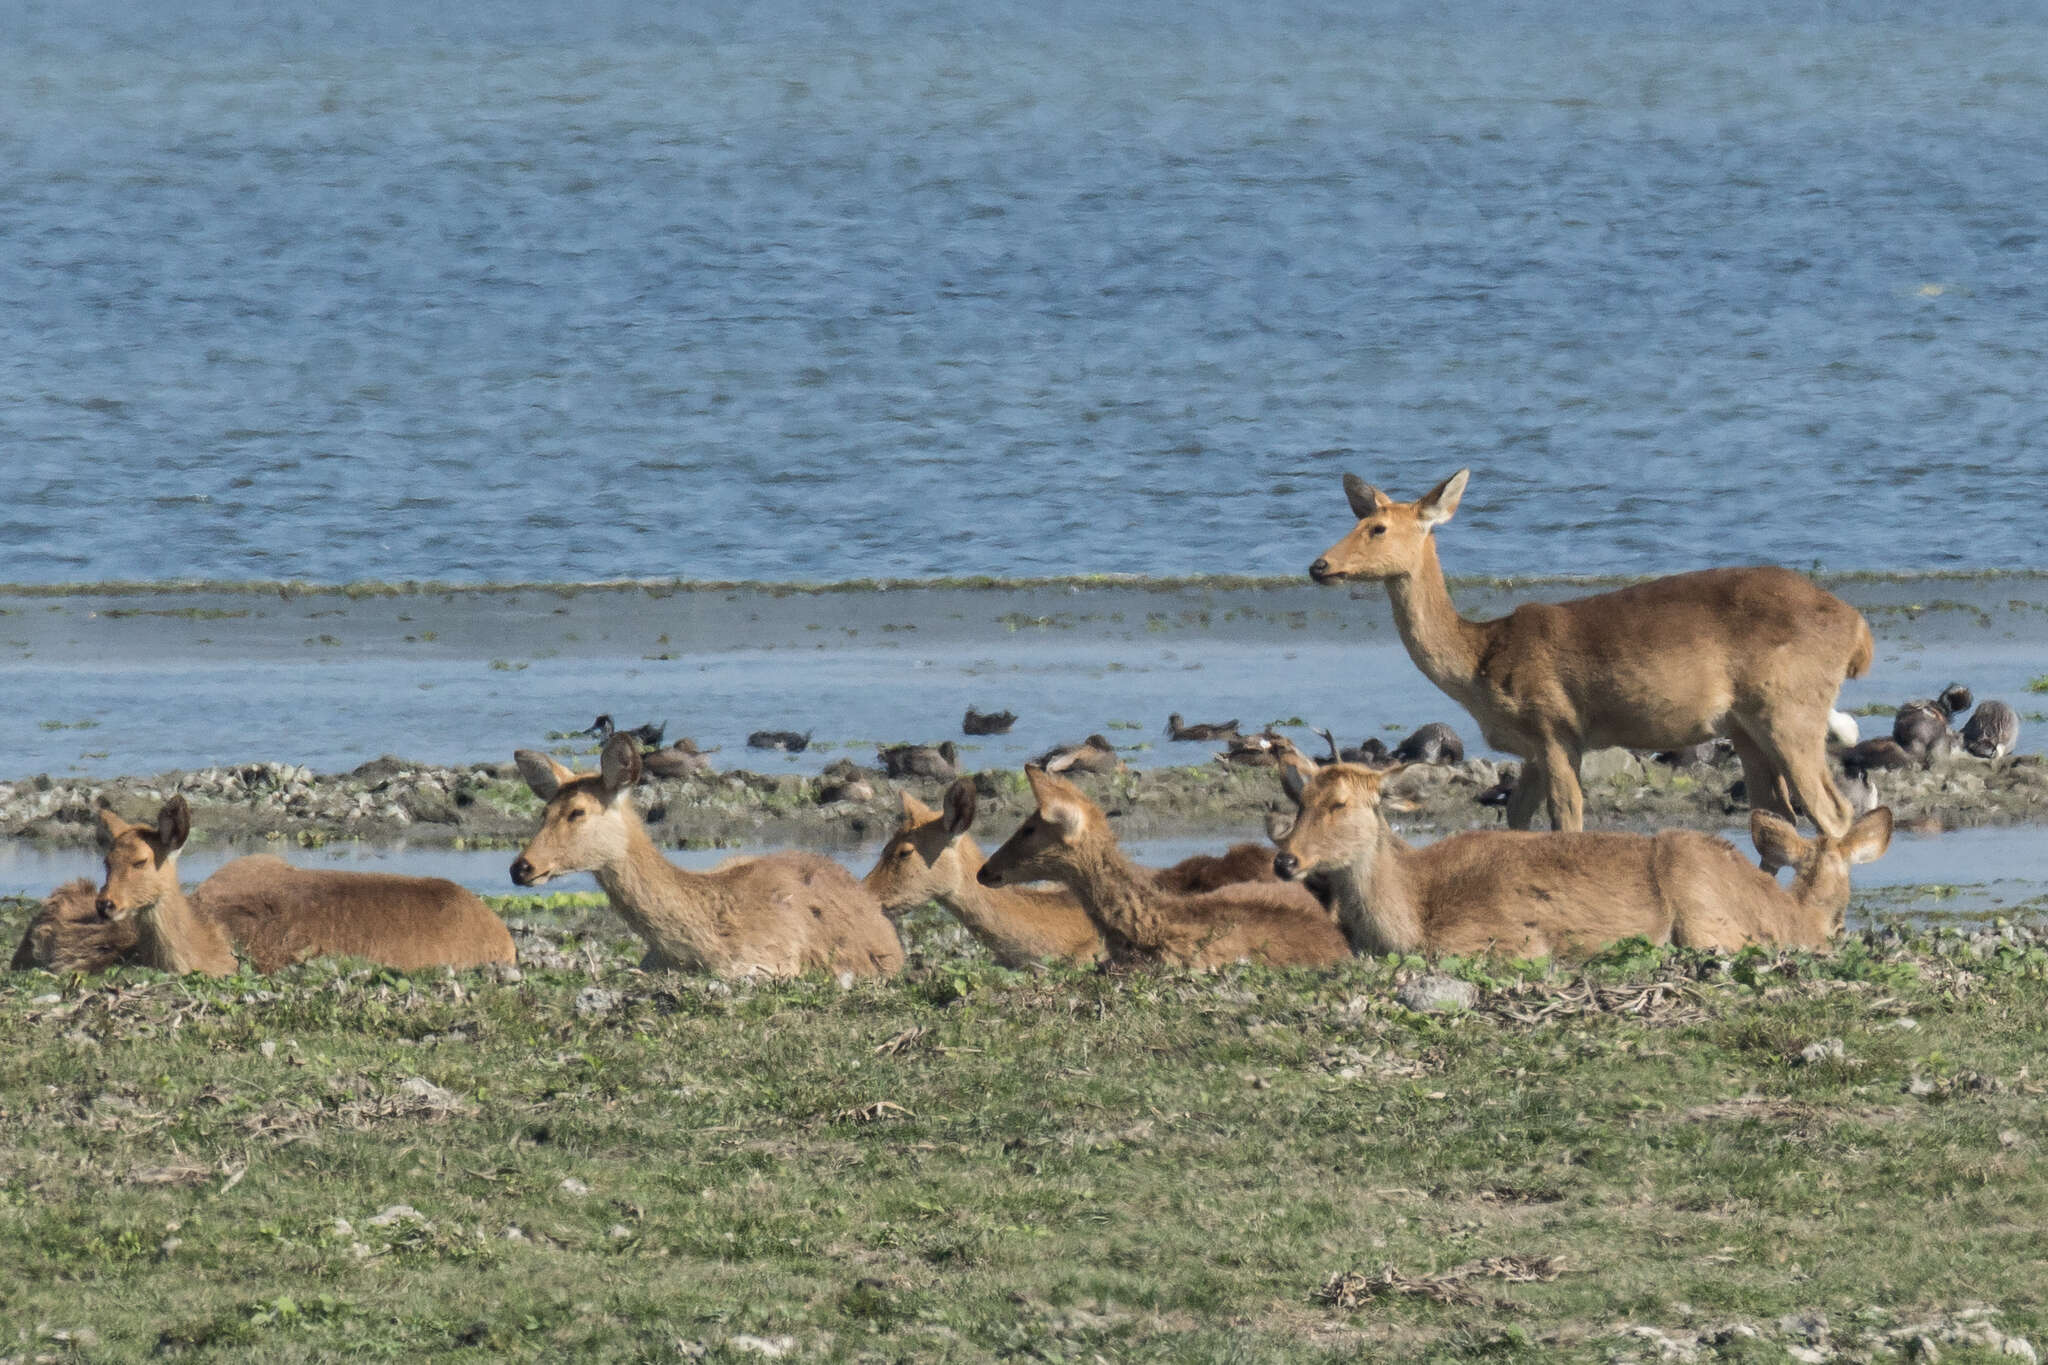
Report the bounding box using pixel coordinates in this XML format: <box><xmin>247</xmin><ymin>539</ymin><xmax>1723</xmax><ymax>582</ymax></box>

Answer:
<box><xmin>3</xmin><ymin>1</ymin><xmax>2046</xmax><ymax>586</ymax></box>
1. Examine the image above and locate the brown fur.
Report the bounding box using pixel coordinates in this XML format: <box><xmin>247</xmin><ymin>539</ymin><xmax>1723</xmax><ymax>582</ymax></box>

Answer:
<box><xmin>10</xmin><ymin>878</ymin><xmax>141</xmax><ymax>974</ymax></box>
<box><xmin>513</xmin><ymin>736</ymin><xmax>903</xmax><ymax>979</ymax></box>
<box><xmin>95</xmin><ymin>799</ymin><xmax>240</xmax><ymax>976</ymax></box>
<box><xmin>977</xmin><ymin>766</ymin><xmax>1350</xmax><ymax>969</ymax></box>
<box><xmin>1310</xmin><ymin>470</ymin><xmax>1874</xmax><ymax>845</ymax></box>
<box><xmin>192</xmin><ymin>856</ymin><xmax>513</xmax><ymax>973</ymax></box>
<box><xmin>863</xmin><ymin>785</ymin><xmax>1107</xmax><ymax>968</ymax></box>
<box><xmin>1149</xmin><ymin>842</ymin><xmax>1284</xmax><ymax>894</ymax></box>
<box><xmin>1272</xmin><ymin>763</ymin><xmax>1893</xmax><ymax>958</ymax></box>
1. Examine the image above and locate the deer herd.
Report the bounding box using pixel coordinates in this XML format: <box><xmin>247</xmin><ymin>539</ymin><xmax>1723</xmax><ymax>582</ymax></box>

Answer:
<box><xmin>14</xmin><ymin>470</ymin><xmax>1920</xmax><ymax>984</ymax></box>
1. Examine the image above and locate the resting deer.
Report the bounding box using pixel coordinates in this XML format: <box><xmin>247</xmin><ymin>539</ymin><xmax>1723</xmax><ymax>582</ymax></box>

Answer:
<box><xmin>977</xmin><ymin>766</ymin><xmax>1349</xmax><ymax>969</ymax></box>
<box><xmin>1270</xmin><ymin>762</ymin><xmax>1893</xmax><ymax>957</ymax></box>
<box><xmin>94</xmin><ymin>798</ymin><xmax>516</xmax><ymax>975</ymax></box>
<box><xmin>512</xmin><ymin>734</ymin><xmax>903</xmax><ymax>979</ymax></box>
<box><xmin>11</xmin><ymin>878</ymin><xmax>140</xmax><ymax>974</ymax></box>
<box><xmin>1309</xmin><ymin>470</ymin><xmax>1874</xmax><ymax>850</ymax></box>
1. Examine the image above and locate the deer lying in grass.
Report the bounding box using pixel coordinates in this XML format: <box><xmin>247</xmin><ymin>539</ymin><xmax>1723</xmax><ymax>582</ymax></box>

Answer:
<box><xmin>10</xmin><ymin>878</ymin><xmax>139</xmax><ymax>974</ymax></box>
<box><xmin>92</xmin><ymin>798</ymin><xmax>515</xmax><ymax>975</ymax></box>
<box><xmin>977</xmin><ymin>766</ymin><xmax>1349</xmax><ymax>969</ymax></box>
<box><xmin>1310</xmin><ymin>470</ymin><xmax>1874</xmax><ymax>848</ymax></box>
<box><xmin>863</xmin><ymin>783</ymin><xmax>1297</xmax><ymax>968</ymax></box>
<box><xmin>512</xmin><ymin>734</ymin><xmax>903</xmax><ymax>979</ymax></box>
<box><xmin>1269</xmin><ymin>762</ymin><xmax>1893</xmax><ymax>957</ymax></box>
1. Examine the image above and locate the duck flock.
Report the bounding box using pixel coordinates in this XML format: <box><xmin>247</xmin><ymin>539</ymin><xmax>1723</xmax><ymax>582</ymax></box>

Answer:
<box><xmin>10</xmin><ymin>471</ymin><xmax>2030</xmax><ymax>982</ymax></box>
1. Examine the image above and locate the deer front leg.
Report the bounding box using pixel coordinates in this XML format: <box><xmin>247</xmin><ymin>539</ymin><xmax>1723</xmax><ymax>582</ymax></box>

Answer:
<box><xmin>1505</xmin><ymin>755</ymin><xmax>1546</xmax><ymax>830</ymax></box>
<box><xmin>1543</xmin><ymin>740</ymin><xmax>1585</xmax><ymax>832</ymax></box>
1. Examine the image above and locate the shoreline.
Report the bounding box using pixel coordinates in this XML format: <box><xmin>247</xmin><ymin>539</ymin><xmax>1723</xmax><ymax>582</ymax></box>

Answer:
<box><xmin>7</xmin><ymin>748</ymin><xmax>2044</xmax><ymax>854</ymax></box>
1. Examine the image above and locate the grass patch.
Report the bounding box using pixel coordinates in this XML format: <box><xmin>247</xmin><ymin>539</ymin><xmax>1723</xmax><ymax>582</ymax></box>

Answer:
<box><xmin>3</xmin><ymin>903</ymin><xmax>2047</xmax><ymax>1360</ymax></box>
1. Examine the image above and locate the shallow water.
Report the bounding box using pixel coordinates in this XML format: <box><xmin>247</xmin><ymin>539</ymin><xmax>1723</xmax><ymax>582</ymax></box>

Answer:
<box><xmin>6</xmin><ymin>825</ymin><xmax>2039</xmax><ymax>927</ymax></box>
<box><xmin>0</xmin><ymin>575</ymin><xmax>2041</xmax><ymax>779</ymax></box>
<box><xmin>6</xmin><ymin>2</ymin><xmax>2048</xmax><ymax>584</ymax></box>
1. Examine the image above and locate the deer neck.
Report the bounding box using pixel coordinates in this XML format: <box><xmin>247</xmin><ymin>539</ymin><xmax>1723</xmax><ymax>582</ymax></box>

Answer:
<box><xmin>1054</xmin><ymin>834</ymin><xmax>1177</xmax><ymax>950</ymax></box>
<box><xmin>1384</xmin><ymin>536</ymin><xmax>1491</xmax><ymax>699</ymax></box>
<box><xmin>591</xmin><ymin>816</ymin><xmax>728</xmax><ymax>969</ymax></box>
<box><xmin>137</xmin><ymin>883</ymin><xmax>238</xmax><ymax>976</ymax></box>
<box><xmin>1317</xmin><ymin>825</ymin><xmax>1425</xmax><ymax>957</ymax></box>
<box><xmin>933</xmin><ymin>837</ymin><xmax>1014</xmax><ymax>936</ymax></box>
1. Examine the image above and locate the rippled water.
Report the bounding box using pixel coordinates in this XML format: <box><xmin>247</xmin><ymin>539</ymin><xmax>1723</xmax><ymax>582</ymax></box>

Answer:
<box><xmin>4</xmin><ymin>2</ymin><xmax>2046</xmax><ymax>585</ymax></box>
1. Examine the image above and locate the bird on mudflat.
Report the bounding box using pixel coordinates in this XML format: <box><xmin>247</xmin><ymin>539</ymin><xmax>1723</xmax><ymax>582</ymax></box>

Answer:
<box><xmin>1033</xmin><ymin>734</ymin><xmax>1125</xmax><ymax>776</ymax></box>
<box><xmin>1961</xmin><ymin>700</ymin><xmax>2020</xmax><ymax>759</ymax></box>
<box><xmin>877</xmin><ymin>741</ymin><xmax>960</xmax><ymax>781</ymax></box>
<box><xmin>640</xmin><ymin>738</ymin><xmax>715</xmax><ymax>781</ymax></box>
<box><xmin>1391</xmin><ymin>722</ymin><xmax>1464</xmax><ymax>766</ymax></box>
<box><xmin>747</xmin><ymin>729</ymin><xmax>812</xmax><ymax>753</ymax></box>
<box><xmin>1310</xmin><ymin>729</ymin><xmax>1390</xmax><ymax>767</ymax></box>
<box><xmin>1892</xmin><ymin>684</ymin><xmax>1972</xmax><ymax>760</ymax></box>
<box><xmin>583</xmin><ymin>714</ymin><xmax>667</xmax><ymax>748</ymax></box>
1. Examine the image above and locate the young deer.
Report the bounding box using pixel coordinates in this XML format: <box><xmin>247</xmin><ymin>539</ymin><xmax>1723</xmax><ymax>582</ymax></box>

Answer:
<box><xmin>11</xmin><ymin>878</ymin><xmax>140</xmax><ymax>974</ymax></box>
<box><xmin>512</xmin><ymin>734</ymin><xmax>903</xmax><ymax>979</ymax></box>
<box><xmin>94</xmin><ymin>797</ymin><xmax>516</xmax><ymax>975</ymax></box>
<box><xmin>977</xmin><ymin>766</ymin><xmax>1350</xmax><ymax>969</ymax></box>
<box><xmin>1309</xmin><ymin>470</ymin><xmax>1874</xmax><ymax>849</ymax></box>
<box><xmin>1270</xmin><ymin>762</ymin><xmax>1893</xmax><ymax>957</ymax></box>
<box><xmin>863</xmin><ymin>784</ymin><xmax>1108</xmax><ymax>968</ymax></box>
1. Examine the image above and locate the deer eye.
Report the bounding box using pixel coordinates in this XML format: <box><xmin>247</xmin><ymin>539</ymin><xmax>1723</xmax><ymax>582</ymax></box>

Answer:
<box><xmin>1369</xmin><ymin>524</ymin><xmax>1387</xmax><ymax>537</ymax></box>
<box><xmin>133</xmin><ymin>856</ymin><xmax>150</xmax><ymax>868</ymax></box>
<box><xmin>565</xmin><ymin>808</ymin><xmax>586</xmax><ymax>822</ymax></box>
<box><xmin>895</xmin><ymin>847</ymin><xmax>913</xmax><ymax>860</ymax></box>
<box><xmin>1328</xmin><ymin>799</ymin><xmax>1348</xmax><ymax>810</ymax></box>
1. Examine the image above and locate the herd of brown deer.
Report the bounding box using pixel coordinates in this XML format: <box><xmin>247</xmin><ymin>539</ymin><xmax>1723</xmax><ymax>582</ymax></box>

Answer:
<box><xmin>14</xmin><ymin>471</ymin><xmax>1899</xmax><ymax>981</ymax></box>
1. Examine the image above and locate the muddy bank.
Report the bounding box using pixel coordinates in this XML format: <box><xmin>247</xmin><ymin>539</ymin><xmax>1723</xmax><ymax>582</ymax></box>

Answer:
<box><xmin>5</xmin><ymin>746</ymin><xmax>2045</xmax><ymax>853</ymax></box>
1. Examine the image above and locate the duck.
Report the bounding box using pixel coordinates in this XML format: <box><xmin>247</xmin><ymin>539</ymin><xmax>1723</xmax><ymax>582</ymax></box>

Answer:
<box><xmin>583</xmin><ymin>714</ymin><xmax>667</xmax><ymax>747</ymax></box>
<box><xmin>1475</xmin><ymin>766</ymin><xmax>1519</xmax><ymax>808</ymax></box>
<box><xmin>1166</xmin><ymin>713</ymin><xmax>1240</xmax><ymax>742</ymax></box>
<box><xmin>640</xmin><ymin>737</ymin><xmax>715</xmax><ymax>781</ymax></box>
<box><xmin>1893</xmin><ymin>684</ymin><xmax>1972</xmax><ymax>759</ymax></box>
<box><xmin>1310</xmin><ymin>728</ymin><xmax>1390</xmax><ymax>767</ymax></box>
<box><xmin>1390</xmin><ymin>721</ymin><xmax>1464</xmax><ymax>766</ymax></box>
<box><xmin>1033</xmin><ymin>734</ymin><xmax>1125</xmax><ymax>776</ymax></box>
<box><xmin>877</xmin><ymin>740</ymin><xmax>960</xmax><ymax>781</ymax></box>
<box><xmin>747</xmin><ymin>729</ymin><xmax>812</xmax><ymax>753</ymax></box>
<box><xmin>962</xmin><ymin>707</ymin><xmax>1017</xmax><ymax>736</ymax></box>
<box><xmin>1840</xmin><ymin>736</ymin><xmax>1916</xmax><ymax>780</ymax></box>
<box><xmin>816</xmin><ymin>758</ymin><xmax>877</xmax><ymax>804</ymax></box>
<box><xmin>1215</xmin><ymin>730</ymin><xmax>1305</xmax><ymax>769</ymax></box>
<box><xmin>1962</xmin><ymin>700</ymin><xmax>2020</xmax><ymax>759</ymax></box>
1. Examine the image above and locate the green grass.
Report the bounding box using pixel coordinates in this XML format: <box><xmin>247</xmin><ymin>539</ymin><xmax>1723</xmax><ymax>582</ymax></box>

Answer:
<box><xmin>4</xmin><ymin>901</ymin><xmax>2047</xmax><ymax>1362</ymax></box>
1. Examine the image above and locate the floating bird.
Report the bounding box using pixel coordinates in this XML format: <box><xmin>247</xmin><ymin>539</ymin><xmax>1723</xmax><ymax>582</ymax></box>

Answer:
<box><xmin>962</xmin><ymin>707</ymin><xmax>1016</xmax><ymax>735</ymax></box>
<box><xmin>640</xmin><ymin>738</ymin><xmax>715</xmax><ymax>781</ymax></box>
<box><xmin>1310</xmin><ymin>729</ymin><xmax>1390</xmax><ymax>767</ymax></box>
<box><xmin>747</xmin><ymin>729</ymin><xmax>812</xmax><ymax>753</ymax></box>
<box><xmin>1166</xmin><ymin>713</ymin><xmax>1240</xmax><ymax>742</ymax></box>
<box><xmin>1033</xmin><ymin>734</ymin><xmax>1125</xmax><ymax>775</ymax></box>
<box><xmin>583</xmin><ymin>714</ymin><xmax>666</xmax><ymax>747</ymax></box>
<box><xmin>1391</xmin><ymin>722</ymin><xmax>1464</xmax><ymax>766</ymax></box>
<box><xmin>877</xmin><ymin>741</ymin><xmax>960</xmax><ymax>781</ymax></box>
<box><xmin>1962</xmin><ymin>700</ymin><xmax>2020</xmax><ymax>759</ymax></box>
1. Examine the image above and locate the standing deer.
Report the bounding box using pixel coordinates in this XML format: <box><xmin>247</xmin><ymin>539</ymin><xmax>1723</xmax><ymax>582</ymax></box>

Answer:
<box><xmin>1270</xmin><ymin>762</ymin><xmax>1892</xmax><ymax>957</ymax></box>
<box><xmin>512</xmin><ymin>734</ymin><xmax>903</xmax><ymax>979</ymax></box>
<box><xmin>1309</xmin><ymin>470</ymin><xmax>1874</xmax><ymax>850</ymax></box>
<box><xmin>976</xmin><ymin>766</ymin><xmax>1349</xmax><ymax>969</ymax></box>
<box><xmin>93</xmin><ymin>797</ymin><xmax>516</xmax><ymax>975</ymax></box>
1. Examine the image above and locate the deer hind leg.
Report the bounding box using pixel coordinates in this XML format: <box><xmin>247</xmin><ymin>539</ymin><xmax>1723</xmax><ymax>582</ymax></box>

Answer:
<box><xmin>1745</xmin><ymin>710</ymin><xmax>1852</xmax><ymax>843</ymax></box>
<box><xmin>1543</xmin><ymin>740</ymin><xmax>1585</xmax><ymax>832</ymax></box>
<box><xmin>1725</xmin><ymin>725</ymin><xmax>1799</xmax><ymax>870</ymax></box>
<box><xmin>1505</xmin><ymin>755</ymin><xmax>1547</xmax><ymax>830</ymax></box>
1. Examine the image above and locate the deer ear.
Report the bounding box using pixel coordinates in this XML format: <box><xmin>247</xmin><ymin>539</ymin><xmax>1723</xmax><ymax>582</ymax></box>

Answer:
<box><xmin>598</xmin><ymin>733</ymin><xmax>642</xmax><ymax>796</ymax></box>
<box><xmin>1264</xmin><ymin>808</ymin><xmax>1296</xmax><ymax>842</ymax></box>
<box><xmin>1845</xmin><ymin>807</ymin><xmax>1894</xmax><ymax>865</ymax></box>
<box><xmin>898</xmin><ymin>789</ymin><xmax>933</xmax><ymax>821</ymax></box>
<box><xmin>514</xmin><ymin>749</ymin><xmax>568</xmax><ymax>801</ymax></box>
<box><xmin>156</xmin><ymin>796</ymin><xmax>191</xmax><ymax>854</ymax></box>
<box><xmin>1415</xmin><ymin>469</ymin><xmax>1469</xmax><ymax>530</ymax></box>
<box><xmin>97</xmin><ymin>805</ymin><xmax>127</xmax><ymax>851</ymax></box>
<box><xmin>941</xmin><ymin>778</ymin><xmax>977</xmax><ymax>837</ymax></box>
<box><xmin>1749</xmin><ymin>810</ymin><xmax>1809</xmax><ymax>870</ymax></box>
<box><xmin>1042</xmin><ymin>796</ymin><xmax>1088</xmax><ymax>845</ymax></box>
<box><xmin>1279</xmin><ymin>762</ymin><xmax>1309</xmax><ymax>806</ymax></box>
<box><xmin>1343</xmin><ymin>473</ymin><xmax>1389</xmax><ymax>520</ymax></box>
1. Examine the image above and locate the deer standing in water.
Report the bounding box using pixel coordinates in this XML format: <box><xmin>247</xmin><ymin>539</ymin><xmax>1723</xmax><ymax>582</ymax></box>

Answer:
<box><xmin>1270</xmin><ymin>762</ymin><xmax>1892</xmax><ymax>957</ymax></box>
<box><xmin>1309</xmin><ymin>470</ymin><xmax>1874</xmax><ymax>851</ymax></box>
<box><xmin>977</xmin><ymin>766</ymin><xmax>1349</xmax><ymax>969</ymax></box>
<box><xmin>92</xmin><ymin>797</ymin><xmax>515</xmax><ymax>975</ymax></box>
<box><xmin>512</xmin><ymin>734</ymin><xmax>903</xmax><ymax>979</ymax></box>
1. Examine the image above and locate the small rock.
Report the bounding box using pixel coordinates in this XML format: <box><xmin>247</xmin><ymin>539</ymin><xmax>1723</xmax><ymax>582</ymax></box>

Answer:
<box><xmin>728</xmin><ymin>1335</ymin><xmax>798</xmax><ymax>1359</ymax></box>
<box><xmin>397</xmin><ymin>1077</ymin><xmax>461</xmax><ymax>1110</ymax></box>
<box><xmin>1906</xmin><ymin>1076</ymin><xmax>1939</xmax><ymax>1097</ymax></box>
<box><xmin>1798</xmin><ymin>1039</ymin><xmax>1846</xmax><ymax>1065</ymax></box>
<box><xmin>367</xmin><ymin>1203</ymin><xmax>424</xmax><ymax>1228</ymax></box>
<box><xmin>2004</xmin><ymin>1337</ymin><xmax>2040</xmax><ymax>1363</ymax></box>
<box><xmin>559</xmin><ymin>1177</ymin><xmax>591</xmax><ymax>1197</ymax></box>
<box><xmin>493</xmin><ymin>963</ymin><xmax>524</xmax><ymax>984</ymax></box>
<box><xmin>259</xmin><ymin>1040</ymin><xmax>277</xmax><ymax>1059</ymax></box>
<box><xmin>1395</xmin><ymin>974</ymin><xmax>1477</xmax><ymax>1013</ymax></box>
<box><xmin>574</xmin><ymin>987</ymin><xmax>621</xmax><ymax>1017</ymax></box>
<box><xmin>1788</xmin><ymin>1348</ymin><xmax>1827</xmax><ymax>1364</ymax></box>
<box><xmin>502</xmin><ymin>1225</ymin><xmax>528</xmax><ymax>1241</ymax></box>
<box><xmin>608</xmin><ymin>1223</ymin><xmax>633</xmax><ymax>1239</ymax></box>
<box><xmin>1778</xmin><ymin>1309</ymin><xmax>1829</xmax><ymax>1342</ymax></box>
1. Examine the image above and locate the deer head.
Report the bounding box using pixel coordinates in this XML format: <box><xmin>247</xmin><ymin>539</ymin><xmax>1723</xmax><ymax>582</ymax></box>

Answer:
<box><xmin>977</xmin><ymin>766</ymin><xmax>1105</xmax><ymax>888</ymax></box>
<box><xmin>1308</xmin><ymin>469</ymin><xmax>1468</xmax><ymax>584</ymax></box>
<box><xmin>95</xmin><ymin>797</ymin><xmax>192</xmax><ymax>921</ymax></box>
<box><xmin>1269</xmin><ymin>762</ymin><xmax>1408</xmax><ymax>881</ymax></box>
<box><xmin>510</xmin><ymin>734</ymin><xmax>642</xmax><ymax>886</ymax></box>
<box><xmin>863</xmin><ymin>781</ymin><xmax>979</xmax><ymax>913</ymax></box>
